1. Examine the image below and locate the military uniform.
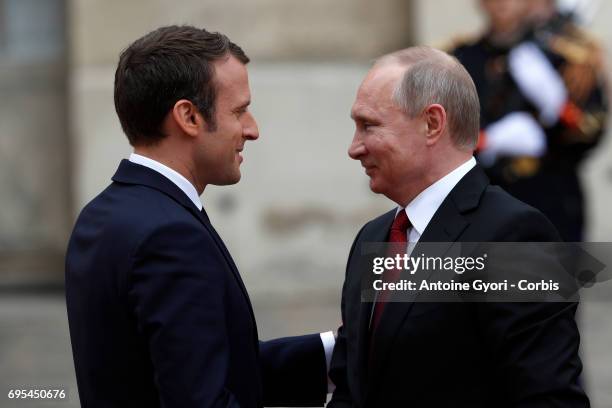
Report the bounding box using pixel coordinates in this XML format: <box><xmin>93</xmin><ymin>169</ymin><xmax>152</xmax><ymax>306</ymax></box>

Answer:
<box><xmin>447</xmin><ymin>16</ymin><xmax>608</xmax><ymax>241</ymax></box>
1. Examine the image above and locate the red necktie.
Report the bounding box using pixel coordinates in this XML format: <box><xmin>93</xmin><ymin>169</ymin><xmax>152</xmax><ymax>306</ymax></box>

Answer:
<box><xmin>370</xmin><ymin>210</ymin><xmax>411</xmax><ymax>333</ymax></box>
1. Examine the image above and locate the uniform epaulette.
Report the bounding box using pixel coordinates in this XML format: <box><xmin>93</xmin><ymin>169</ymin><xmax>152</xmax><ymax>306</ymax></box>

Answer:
<box><xmin>564</xmin><ymin>23</ymin><xmax>600</xmax><ymax>46</ymax></box>
<box><xmin>547</xmin><ymin>23</ymin><xmax>604</xmax><ymax>65</ymax></box>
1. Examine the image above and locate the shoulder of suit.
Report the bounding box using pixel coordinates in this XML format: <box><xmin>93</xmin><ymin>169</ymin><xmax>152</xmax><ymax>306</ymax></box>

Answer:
<box><xmin>99</xmin><ymin>183</ymin><xmax>203</xmax><ymax>233</ymax></box>
<box><xmin>438</xmin><ymin>31</ymin><xmax>483</xmax><ymax>54</ymax></box>
<box><xmin>480</xmin><ymin>184</ymin><xmax>543</xmax><ymax>219</ymax></box>
<box><xmin>361</xmin><ymin>208</ymin><xmax>396</xmax><ymax>232</ymax></box>
<box><xmin>481</xmin><ymin>185</ymin><xmax>554</xmax><ymax>226</ymax></box>
<box><xmin>477</xmin><ymin>185</ymin><xmax>559</xmax><ymax>240</ymax></box>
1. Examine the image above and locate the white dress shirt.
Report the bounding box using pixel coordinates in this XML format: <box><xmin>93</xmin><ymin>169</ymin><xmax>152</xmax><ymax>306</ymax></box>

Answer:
<box><xmin>129</xmin><ymin>153</ymin><xmax>203</xmax><ymax>210</ymax></box>
<box><xmin>400</xmin><ymin>157</ymin><xmax>477</xmax><ymax>244</ymax></box>
<box><xmin>370</xmin><ymin>157</ymin><xmax>478</xmax><ymax>323</ymax></box>
<box><xmin>128</xmin><ymin>152</ymin><xmax>336</xmax><ymax>389</ymax></box>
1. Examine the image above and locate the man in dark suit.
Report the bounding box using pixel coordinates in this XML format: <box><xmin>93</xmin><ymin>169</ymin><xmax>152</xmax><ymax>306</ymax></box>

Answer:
<box><xmin>328</xmin><ymin>46</ymin><xmax>587</xmax><ymax>407</ymax></box>
<box><xmin>65</xmin><ymin>26</ymin><xmax>332</xmax><ymax>408</ymax></box>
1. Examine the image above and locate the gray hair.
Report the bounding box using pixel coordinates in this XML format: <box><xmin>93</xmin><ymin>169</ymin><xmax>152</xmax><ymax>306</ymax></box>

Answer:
<box><xmin>376</xmin><ymin>46</ymin><xmax>480</xmax><ymax>150</ymax></box>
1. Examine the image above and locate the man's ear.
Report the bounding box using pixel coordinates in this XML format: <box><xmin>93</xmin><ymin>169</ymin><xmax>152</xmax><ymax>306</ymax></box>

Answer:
<box><xmin>171</xmin><ymin>99</ymin><xmax>205</xmax><ymax>138</ymax></box>
<box><xmin>423</xmin><ymin>104</ymin><xmax>447</xmax><ymax>146</ymax></box>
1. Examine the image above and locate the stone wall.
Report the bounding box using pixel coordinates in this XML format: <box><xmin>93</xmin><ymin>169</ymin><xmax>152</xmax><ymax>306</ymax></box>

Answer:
<box><xmin>65</xmin><ymin>0</ymin><xmax>415</xmax><ymax>293</ymax></box>
<box><xmin>0</xmin><ymin>0</ymin><xmax>69</xmax><ymax>283</ymax></box>
<box><xmin>69</xmin><ymin>0</ymin><xmax>413</xmax><ymax>64</ymax></box>
<box><xmin>3</xmin><ymin>0</ymin><xmax>612</xmax><ymax>286</ymax></box>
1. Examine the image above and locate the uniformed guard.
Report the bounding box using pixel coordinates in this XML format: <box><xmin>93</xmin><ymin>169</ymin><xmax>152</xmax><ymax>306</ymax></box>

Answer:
<box><xmin>446</xmin><ymin>0</ymin><xmax>608</xmax><ymax>241</ymax></box>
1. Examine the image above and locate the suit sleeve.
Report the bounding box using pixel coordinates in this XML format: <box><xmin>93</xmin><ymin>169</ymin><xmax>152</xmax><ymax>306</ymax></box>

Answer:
<box><xmin>328</xmin><ymin>226</ymin><xmax>366</xmax><ymax>408</ymax></box>
<box><xmin>128</xmin><ymin>221</ymin><xmax>241</xmax><ymax>408</ymax></box>
<box><xmin>475</xmin><ymin>209</ymin><xmax>589</xmax><ymax>407</ymax></box>
<box><xmin>327</xmin><ymin>296</ymin><xmax>352</xmax><ymax>408</ymax></box>
<box><xmin>260</xmin><ymin>334</ymin><xmax>328</xmax><ymax>407</ymax></box>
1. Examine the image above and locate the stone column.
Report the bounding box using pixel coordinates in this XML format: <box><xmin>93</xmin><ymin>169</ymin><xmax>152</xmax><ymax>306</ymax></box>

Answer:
<box><xmin>0</xmin><ymin>0</ymin><xmax>70</xmax><ymax>285</ymax></box>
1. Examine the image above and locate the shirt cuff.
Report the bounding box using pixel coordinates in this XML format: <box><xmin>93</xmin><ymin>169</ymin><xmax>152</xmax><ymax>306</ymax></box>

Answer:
<box><xmin>319</xmin><ymin>331</ymin><xmax>336</xmax><ymax>393</ymax></box>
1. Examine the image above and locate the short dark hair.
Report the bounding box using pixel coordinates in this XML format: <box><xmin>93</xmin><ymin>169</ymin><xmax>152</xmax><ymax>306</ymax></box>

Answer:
<box><xmin>114</xmin><ymin>25</ymin><xmax>249</xmax><ymax>146</ymax></box>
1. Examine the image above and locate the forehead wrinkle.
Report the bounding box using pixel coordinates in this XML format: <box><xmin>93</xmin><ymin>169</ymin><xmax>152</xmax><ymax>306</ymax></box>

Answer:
<box><xmin>351</xmin><ymin>100</ymin><xmax>378</xmax><ymax>122</ymax></box>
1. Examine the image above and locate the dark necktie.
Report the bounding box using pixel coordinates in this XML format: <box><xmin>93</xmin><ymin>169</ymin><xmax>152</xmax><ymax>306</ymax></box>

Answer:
<box><xmin>370</xmin><ymin>209</ymin><xmax>411</xmax><ymax>333</ymax></box>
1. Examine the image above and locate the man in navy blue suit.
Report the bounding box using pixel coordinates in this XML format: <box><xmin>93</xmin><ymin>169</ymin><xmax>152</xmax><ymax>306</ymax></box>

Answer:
<box><xmin>65</xmin><ymin>25</ymin><xmax>333</xmax><ymax>408</ymax></box>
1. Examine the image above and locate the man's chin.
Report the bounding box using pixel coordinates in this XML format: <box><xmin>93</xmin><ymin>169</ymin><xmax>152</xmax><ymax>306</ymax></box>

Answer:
<box><xmin>369</xmin><ymin>178</ymin><xmax>384</xmax><ymax>195</ymax></box>
<box><xmin>213</xmin><ymin>171</ymin><xmax>242</xmax><ymax>186</ymax></box>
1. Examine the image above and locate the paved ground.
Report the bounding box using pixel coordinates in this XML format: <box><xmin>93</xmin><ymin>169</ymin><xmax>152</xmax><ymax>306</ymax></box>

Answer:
<box><xmin>0</xmin><ymin>292</ymin><xmax>610</xmax><ymax>407</ymax></box>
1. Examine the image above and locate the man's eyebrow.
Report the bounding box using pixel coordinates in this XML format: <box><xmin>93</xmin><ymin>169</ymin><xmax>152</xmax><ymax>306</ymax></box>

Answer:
<box><xmin>351</xmin><ymin>111</ymin><xmax>376</xmax><ymax>122</ymax></box>
<box><xmin>234</xmin><ymin>100</ymin><xmax>251</xmax><ymax>110</ymax></box>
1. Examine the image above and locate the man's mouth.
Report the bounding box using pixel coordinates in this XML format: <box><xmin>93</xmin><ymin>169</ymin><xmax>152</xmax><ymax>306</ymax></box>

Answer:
<box><xmin>363</xmin><ymin>164</ymin><xmax>376</xmax><ymax>175</ymax></box>
<box><xmin>236</xmin><ymin>148</ymin><xmax>244</xmax><ymax>163</ymax></box>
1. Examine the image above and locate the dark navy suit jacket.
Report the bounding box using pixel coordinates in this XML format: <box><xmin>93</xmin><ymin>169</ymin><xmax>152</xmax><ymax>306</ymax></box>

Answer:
<box><xmin>66</xmin><ymin>160</ymin><xmax>327</xmax><ymax>408</ymax></box>
<box><xmin>328</xmin><ymin>165</ymin><xmax>588</xmax><ymax>407</ymax></box>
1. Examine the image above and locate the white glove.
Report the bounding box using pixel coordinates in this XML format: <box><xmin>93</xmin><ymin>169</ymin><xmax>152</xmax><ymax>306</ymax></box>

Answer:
<box><xmin>479</xmin><ymin>112</ymin><xmax>547</xmax><ymax>167</ymax></box>
<box><xmin>558</xmin><ymin>0</ymin><xmax>600</xmax><ymax>25</ymax></box>
<box><xmin>508</xmin><ymin>41</ymin><xmax>568</xmax><ymax>126</ymax></box>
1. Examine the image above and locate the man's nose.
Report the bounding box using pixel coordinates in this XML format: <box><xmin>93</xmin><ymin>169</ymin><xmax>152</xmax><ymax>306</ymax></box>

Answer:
<box><xmin>243</xmin><ymin>112</ymin><xmax>259</xmax><ymax>141</ymax></box>
<box><xmin>348</xmin><ymin>137</ymin><xmax>366</xmax><ymax>160</ymax></box>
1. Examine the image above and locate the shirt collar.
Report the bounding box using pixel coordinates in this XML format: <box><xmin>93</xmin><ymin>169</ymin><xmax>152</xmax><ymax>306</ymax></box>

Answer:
<box><xmin>399</xmin><ymin>157</ymin><xmax>476</xmax><ymax>235</ymax></box>
<box><xmin>128</xmin><ymin>153</ymin><xmax>203</xmax><ymax>211</ymax></box>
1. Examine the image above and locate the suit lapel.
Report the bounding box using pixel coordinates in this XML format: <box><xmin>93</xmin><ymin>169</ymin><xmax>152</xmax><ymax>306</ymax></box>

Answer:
<box><xmin>365</xmin><ymin>165</ymin><xmax>489</xmax><ymax>400</ymax></box>
<box><xmin>112</xmin><ymin>160</ymin><xmax>258</xmax><ymax>335</ymax></box>
<box><xmin>355</xmin><ymin>210</ymin><xmax>396</xmax><ymax>398</ymax></box>
<box><xmin>199</xmin><ymin>208</ymin><xmax>258</xmax><ymax>336</ymax></box>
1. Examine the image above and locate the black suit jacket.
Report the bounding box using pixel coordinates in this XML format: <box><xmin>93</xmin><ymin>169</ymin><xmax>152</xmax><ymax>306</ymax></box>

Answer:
<box><xmin>328</xmin><ymin>165</ymin><xmax>588</xmax><ymax>407</ymax></box>
<box><xmin>66</xmin><ymin>160</ymin><xmax>327</xmax><ymax>408</ymax></box>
